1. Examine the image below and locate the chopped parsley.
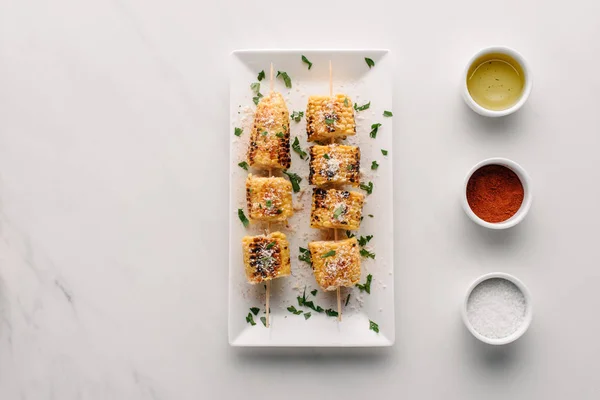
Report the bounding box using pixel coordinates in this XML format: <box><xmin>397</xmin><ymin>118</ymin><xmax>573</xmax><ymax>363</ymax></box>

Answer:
<box><xmin>346</xmin><ymin>231</ymin><xmax>355</xmax><ymax>238</ymax></box>
<box><xmin>360</xmin><ymin>248</ymin><xmax>376</xmax><ymax>259</ymax></box>
<box><xmin>325</xmin><ymin>309</ymin><xmax>339</xmax><ymax>317</ymax></box>
<box><xmin>261</xmin><ymin>131</ymin><xmax>268</xmax><ymax>136</ymax></box>
<box><xmin>260</xmin><ymin>316</ymin><xmax>267</xmax><ymax>327</ymax></box>
<box><xmin>381</xmin><ymin>149</ymin><xmax>388</xmax><ymax>156</ymax></box>
<box><xmin>345</xmin><ymin>293</ymin><xmax>351</xmax><ymax>306</ymax></box>
<box><xmin>368</xmin><ymin>214</ymin><xmax>374</xmax><ymax>218</ymax></box>
<box><xmin>346</xmin><ymin>164</ymin><xmax>354</xmax><ymax>171</ymax></box>
<box><xmin>370</xmin><ymin>123</ymin><xmax>382</xmax><ymax>138</ymax></box>
<box><xmin>354</xmin><ymin>101</ymin><xmax>370</xmax><ymax>112</ymax></box>
<box><xmin>292</xmin><ymin>137</ymin><xmax>307</xmax><ymax>160</ymax></box>
<box><xmin>369</xmin><ymin>320</ymin><xmax>379</xmax><ymax>333</ymax></box>
<box><xmin>257</xmin><ymin>70</ymin><xmax>265</xmax><ymax>81</ymax></box>
<box><xmin>344</xmin><ymin>97</ymin><xmax>349</xmax><ymax>107</ymax></box>
<box><xmin>371</xmin><ymin>161</ymin><xmax>379</xmax><ymax>170</ymax></box>
<box><xmin>238</xmin><ymin>209</ymin><xmax>249</xmax><ymax>227</ymax></box>
<box><xmin>234</xmin><ymin>127</ymin><xmax>243</xmax><ymax>137</ymax></box>
<box><xmin>276</xmin><ymin>132</ymin><xmax>284</xmax><ymax>138</ymax></box>
<box><xmin>287</xmin><ymin>305</ymin><xmax>303</xmax><ymax>315</ymax></box>
<box><xmin>323</xmin><ymin>153</ymin><xmax>330</xmax><ymax>159</ymax></box>
<box><xmin>383</xmin><ymin>110</ymin><xmax>393</xmax><ymax>117</ymax></box>
<box><xmin>246</xmin><ymin>312</ymin><xmax>256</xmax><ymax>326</ymax></box>
<box><xmin>321</xmin><ymin>250</ymin><xmax>336</xmax><ymax>258</ymax></box>
<box><xmin>250</xmin><ymin>307</ymin><xmax>260</xmax><ymax>316</ymax></box>
<box><xmin>250</xmin><ymin>82</ymin><xmax>260</xmax><ymax>94</ymax></box>
<box><xmin>290</xmin><ymin>110</ymin><xmax>304</xmax><ymax>122</ymax></box>
<box><xmin>356</xmin><ymin>274</ymin><xmax>372</xmax><ymax>294</ymax></box>
<box><xmin>301</xmin><ymin>55</ymin><xmax>313</xmax><ymax>70</ymax></box>
<box><xmin>333</xmin><ymin>205</ymin><xmax>345</xmax><ymax>219</ymax></box>
<box><xmin>325</xmin><ymin>117</ymin><xmax>335</xmax><ymax>125</ymax></box>
<box><xmin>358</xmin><ymin>235</ymin><xmax>373</xmax><ymax>247</ymax></box>
<box><xmin>304</xmin><ymin>312</ymin><xmax>312</xmax><ymax>320</ymax></box>
<box><xmin>238</xmin><ymin>161</ymin><xmax>249</xmax><ymax>170</ymax></box>
<box><xmin>365</xmin><ymin>57</ymin><xmax>375</xmax><ymax>68</ymax></box>
<box><xmin>265</xmin><ymin>199</ymin><xmax>273</xmax><ymax>208</ymax></box>
<box><xmin>282</xmin><ymin>170</ymin><xmax>302</xmax><ymax>193</ymax></box>
<box><xmin>299</xmin><ymin>247</ymin><xmax>312</xmax><ymax>264</ymax></box>
<box><xmin>266</xmin><ymin>241</ymin><xmax>275</xmax><ymax>250</ymax></box>
<box><xmin>297</xmin><ymin>287</ymin><xmax>324</xmax><ymax>313</ymax></box>
<box><xmin>276</xmin><ymin>71</ymin><xmax>292</xmax><ymax>88</ymax></box>
<box><xmin>253</xmin><ymin>92</ymin><xmax>263</xmax><ymax>105</ymax></box>
<box><xmin>311</xmin><ymin>289</ymin><xmax>317</xmax><ymax>296</ymax></box>
<box><xmin>360</xmin><ymin>181</ymin><xmax>374</xmax><ymax>195</ymax></box>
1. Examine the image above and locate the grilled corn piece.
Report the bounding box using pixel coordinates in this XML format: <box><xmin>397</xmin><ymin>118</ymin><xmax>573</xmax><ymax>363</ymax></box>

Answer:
<box><xmin>309</xmin><ymin>144</ymin><xmax>360</xmax><ymax>187</ymax></box>
<box><xmin>248</xmin><ymin>92</ymin><xmax>291</xmax><ymax>170</ymax></box>
<box><xmin>242</xmin><ymin>232</ymin><xmax>291</xmax><ymax>284</ymax></box>
<box><xmin>306</xmin><ymin>94</ymin><xmax>356</xmax><ymax>142</ymax></box>
<box><xmin>310</xmin><ymin>188</ymin><xmax>364</xmax><ymax>230</ymax></box>
<box><xmin>308</xmin><ymin>238</ymin><xmax>361</xmax><ymax>291</ymax></box>
<box><xmin>246</xmin><ymin>174</ymin><xmax>293</xmax><ymax>222</ymax></box>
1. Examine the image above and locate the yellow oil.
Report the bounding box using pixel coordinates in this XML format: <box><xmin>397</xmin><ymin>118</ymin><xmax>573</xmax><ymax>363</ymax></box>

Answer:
<box><xmin>467</xmin><ymin>53</ymin><xmax>525</xmax><ymax>111</ymax></box>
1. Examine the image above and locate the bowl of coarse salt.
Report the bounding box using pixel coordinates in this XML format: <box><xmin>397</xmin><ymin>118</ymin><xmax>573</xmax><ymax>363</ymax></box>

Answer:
<box><xmin>463</xmin><ymin>272</ymin><xmax>532</xmax><ymax>345</ymax></box>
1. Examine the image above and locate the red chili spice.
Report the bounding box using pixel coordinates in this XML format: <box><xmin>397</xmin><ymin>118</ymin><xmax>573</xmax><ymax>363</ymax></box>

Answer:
<box><xmin>466</xmin><ymin>165</ymin><xmax>524</xmax><ymax>223</ymax></box>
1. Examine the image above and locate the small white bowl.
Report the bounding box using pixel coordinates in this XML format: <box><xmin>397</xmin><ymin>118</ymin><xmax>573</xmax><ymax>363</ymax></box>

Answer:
<box><xmin>462</xmin><ymin>157</ymin><xmax>532</xmax><ymax>230</ymax></box>
<box><xmin>463</xmin><ymin>272</ymin><xmax>533</xmax><ymax>345</ymax></box>
<box><xmin>462</xmin><ymin>46</ymin><xmax>532</xmax><ymax>117</ymax></box>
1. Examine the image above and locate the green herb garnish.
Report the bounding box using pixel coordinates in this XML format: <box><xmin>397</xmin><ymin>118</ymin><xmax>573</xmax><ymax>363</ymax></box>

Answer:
<box><xmin>291</xmin><ymin>110</ymin><xmax>304</xmax><ymax>122</ymax></box>
<box><xmin>261</xmin><ymin>131</ymin><xmax>268</xmax><ymax>136</ymax></box>
<box><xmin>276</xmin><ymin>132</ymin><xmax>284</xmax><ymax>138</ymax></box>
<box><xmin>238</xmin><ymin>161</ymin><xmax>249</xmax><ymax>170</ymax></box>
<box><xmin>287</xmin><ymin>305</ymin><xmax>303</xmax><ymax>315</ymax></box>
<box><xmin>304</xmin><ymin>312</ymin><xmax>312</xmax><ymax>320</ymax></box>
<box><xmin>346</xmin><ymin>164</ymin><xmax>354</xmax><ymax>171</ymax></box>
<box><xmin>299</xmin><ymin>247</ymin><xmax>312</xmax><ymax>264</ymax></box>
<box><xmin>333</xmin><ymin>205</ymin><xmax>345</xmax><ymax>219</ymax></box>
<box><xmin>321</xmin><ymin>250</ymin><xmax>336</xmax><ymax>258</ymax></box>
<box><xmin>253</xmin><ymin>92</ymin><xmax>263</xmax><ymax>105</ymax></box>
<box><xmin>311</xmin><ymin>289</ymin><xmax>317</xmax><ymax>296</ymax></box>
<box><xmin>234</xmin><ymin>127</ymin><xmax>243</xmax><ymax>136</ymax></box>
<box><xmin>368</xmin><ymin>214</ymin><xmax>374</xmax><ymax>218</ymax></box>
<box><xmin>354</xmin><ymin>101</ymin><xmax>370</xmax><ymax>112</ymax></box>
<box><xmin>345</xmin><ymin>294</ymin><xmax>351</xmax><ymax>306</ymax></box>
<box><xmin>358</xmin><ymin>235</ymin><xmax>373</xmax><ymax>247</ymax></box>
<box><xmin>360</xmin><ymin>248</ymin><xmax>376</xmax><ymax>259</ymax></box>
<box><xmin>238</xmin><ymin>209</ymin><xmax>249</xmax><ymax>227</ymax></box>
<box><xmin>346</xmin><ymin>230</ymin><xmax>355</xmax><ymax>238</ymax></box>
<box><xmin>250</xmin><ymin>307</ymin><xmax>260</xmax><ymax>316</ymax></box>
<box><xmin>265</xmin><ymin>199</ymin><xmax>273</xmax><ymax>208</ymax></box>
<box><xmin>292</xmin><ymin>137</ymin><xmax>307</xmax><ymax>160</ymax></box>
<box><xmin>257</xmin><ymin>70</ymin><xmax>265</xmax><ymax>81</ymax></box>
<box><xmin>323</xmin><ymin>153</ymin><xmax>330</xmax><ymax>159</ymax></box>
<box><xmin>371</xmin><ymin>161</ymin><xmax>379</xmax><ymax>170</ymax></box>
<box><xmin>246</xmin><ymin>312</ymin><xmax>256</xmax><ymax>326</ymax></box>
<box><xmin>369</xmin><ymin>320</ymin><xmax>379</xmax><ymax>333</ymax></box>
<box><xmin>250</xmin><ymin>82</ymin><xmax>260</xmax><ymax>94</ymax></box>
<box><xmin>260</xmin><ymin>316</ymin><xmax>267</xmax><ymax>327</ymax></box>
<box><xmin>301</xmin><ymin>55</ymin><xmax>313</xmax><ymax>70</ymax></box>
<box><xmin>365</xmin><ymin>57</ymin><xmax>375</xmax><ymax>68</ymax></box>
<box><xmin>325</xmin><ymin>309</ymin><xmax>339</xmax><ymax>317</ymax></box>
<box><xmin>370</xmin><ymin>123</ymin><xmax>382</xmax><ymax>138</ymax></box>
<box><xmin>360</xmin><ymin>181</ymin><xmax>373</xmax><ymax>195</ymax></box>
<box><xmin>276</xmin><ymin>71</ymin><xmax>292</xmax><ymax>88</ymax></box>
<box><xmin>266</xmin><ymin>241</ymin><xmax>275</xmax><ymax>249</ymax></box>
<box><xmin>325</xmin><ymin>117</ymin><xmax>335</xmax><ymax>125</ymax></box>
<box><xmin>383</xmin><ymin>110</ymin><xmax>393</xmax><ymax>117</ymax></box>
<box><xmin>381</xmin><ymin>149</ymin><xmax>388</xmax><ymax>156</ymax></box>
<box><xmin>344</xmin><ymin>97</ymin><xmax>349</xmax><ymax>107</ymax></box>
<box><xmin>356</xmin><ymin>274</ymin><xmax>372</xmax><ymax>294</ymax></box>
<box><xmin>297</xmin><ymin>287</ymin><xmax>324</xmax><ymax>313</ymax></box>
<box><xmin>282</xmin><ymin>170</ymin><xmax>302</xmax><ymax>193</ymax></box>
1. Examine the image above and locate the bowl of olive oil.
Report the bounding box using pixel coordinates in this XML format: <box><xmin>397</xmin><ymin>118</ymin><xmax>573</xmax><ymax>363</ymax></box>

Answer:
<box><xmin>463</xmin><ymin>46</ymin><xmax>532</xmax><ymax>117</ymax></box>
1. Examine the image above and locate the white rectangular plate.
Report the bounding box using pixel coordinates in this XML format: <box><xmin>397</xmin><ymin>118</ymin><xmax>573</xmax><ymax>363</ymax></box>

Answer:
<box><xmin>229</xmin><ymin>49</ymin><xmax>394</xmax><ymax>347</ymax></box>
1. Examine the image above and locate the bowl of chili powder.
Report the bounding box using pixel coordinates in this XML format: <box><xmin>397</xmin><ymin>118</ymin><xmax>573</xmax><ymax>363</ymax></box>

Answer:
<box><xmin>463</xmin><ymin>158</ymin><xmax>532</xmax><ymax>229</ymax></box>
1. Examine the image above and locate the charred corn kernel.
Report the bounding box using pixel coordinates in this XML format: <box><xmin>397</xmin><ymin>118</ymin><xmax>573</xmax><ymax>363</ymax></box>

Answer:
<box><xmin>242</xmin><ymin>232</ymin><xmax>291</xmax><ymax>284</ymax></box>
<box><xmin>308</xmin><ymin>238</ymin><xmax>361</xmax><ymax>291</ymax></box>
<box><xmin>306</xmin><ymin>94</ymin><xmax>356</xmax><ymax>142</ymax></box>
<box><xmin>248</xmin><ymin>92</ymin><xmax>291</xmax><ymax>170</ymax></box>
<box><xmin>310</xmin><ymin>188</ymin><xmax>364</xmax><ymax>230</ymax></box>
<box><xmin>246</xmin><ymin>174</ymin><xmax>293</xmax><ymax>222</ymax></box>
<box><xmin>309</xmin><ymin>144</ymin><xmax>360</xmax><ymax>187</ymax></box>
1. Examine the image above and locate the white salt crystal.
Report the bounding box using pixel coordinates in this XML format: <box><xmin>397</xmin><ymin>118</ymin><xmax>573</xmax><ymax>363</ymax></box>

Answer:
<box><xmin>467</xmin><ymin>278</ymin><xmax>527</xmax><ymax>339</ymax></box>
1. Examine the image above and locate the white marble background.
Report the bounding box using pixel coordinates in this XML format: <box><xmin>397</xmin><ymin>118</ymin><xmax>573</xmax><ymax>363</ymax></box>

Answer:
<box><xmin>1</xmin><ymin>0</ymin><xmax>600</xmax><ymax>399</ymax></box>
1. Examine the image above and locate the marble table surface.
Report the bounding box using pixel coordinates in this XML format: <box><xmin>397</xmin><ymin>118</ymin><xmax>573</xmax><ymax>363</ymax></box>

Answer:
<box><xmin>1</xmin><ymin>0</ymin><xmax>599</xmax><ymax>399</ymax></box>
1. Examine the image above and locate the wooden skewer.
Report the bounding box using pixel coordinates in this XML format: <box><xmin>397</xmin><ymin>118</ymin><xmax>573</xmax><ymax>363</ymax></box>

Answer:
<box><xmin>265</xmin><ymin>64</ymin><xmax>274</xmax><ymax>328</ymax></box>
